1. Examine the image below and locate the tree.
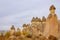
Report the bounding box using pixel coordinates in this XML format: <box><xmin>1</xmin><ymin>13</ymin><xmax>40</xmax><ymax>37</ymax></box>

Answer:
<box><xmin>22</xmin><ymin>31</ymin><xmax>29</xmax><ymax>36</ymax></box>
<box><xmin>5</xmin><ymin>31</ymin><xmax>10</xmax><ymax>39</ymax></box>
<box><xmin>16</xmin><ymin>31</ymin><xmax>21</xmax><ymax>36</ymax></box>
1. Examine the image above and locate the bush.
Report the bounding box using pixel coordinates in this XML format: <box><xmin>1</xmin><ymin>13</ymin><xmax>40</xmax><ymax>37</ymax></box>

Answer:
<box><xmin>26</xmin><ymin>34</ymin><xmax>32</xmax><ymax>38</ymax></box>
<box><xmin>48</xmin><ymin>35</ymin><xmax>58</xmax><ymax>40</ymax></box>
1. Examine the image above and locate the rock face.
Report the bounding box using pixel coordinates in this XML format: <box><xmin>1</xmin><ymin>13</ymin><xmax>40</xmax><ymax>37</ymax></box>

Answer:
<box><xmin>44</xmin><ymin>5</ymin><xmax>58</xmax><ymax>38</ymax></box>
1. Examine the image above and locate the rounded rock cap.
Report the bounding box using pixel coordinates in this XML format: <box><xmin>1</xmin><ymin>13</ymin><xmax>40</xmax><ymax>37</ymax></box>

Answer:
<box><xmin>49</xmin><ymin>5</ymin><xmax>56</xmax><ymax>10</ymax></box>
<box><xmin>11</xmin><ymin>25</ymin><xmax>15</xmax><ymax>30</ymax></box>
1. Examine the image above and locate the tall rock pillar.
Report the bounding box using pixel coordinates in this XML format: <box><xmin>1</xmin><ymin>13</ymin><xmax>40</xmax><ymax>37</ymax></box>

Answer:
<box><xmin>44</xmin><ymin>5</ymin><xmax>58</xmax><ymax>38</ymax></box>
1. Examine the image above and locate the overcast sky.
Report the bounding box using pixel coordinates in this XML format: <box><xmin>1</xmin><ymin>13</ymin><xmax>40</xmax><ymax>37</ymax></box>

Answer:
<box><xmin>0</xmin><ymin>0</ymin><xmax>60</xmax><ymax>30</ymax></box>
